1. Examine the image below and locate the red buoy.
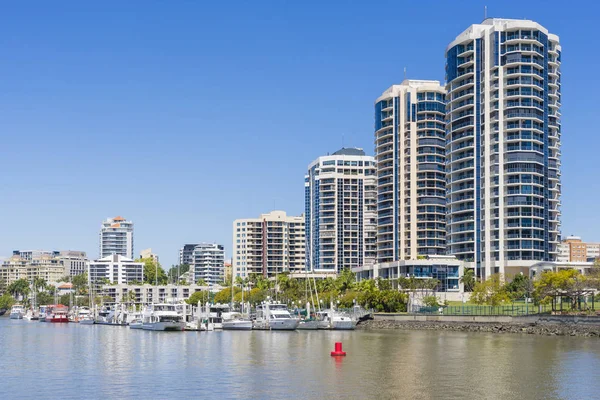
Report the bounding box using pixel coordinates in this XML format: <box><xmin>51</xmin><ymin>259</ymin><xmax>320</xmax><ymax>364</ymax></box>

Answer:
<box><xmin>330</xmin><ymin>342</ymin><xmax>346</xmax><ymax>356</ymax></box>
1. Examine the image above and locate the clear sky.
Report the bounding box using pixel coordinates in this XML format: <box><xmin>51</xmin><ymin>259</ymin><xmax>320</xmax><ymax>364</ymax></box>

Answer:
<box><xmin>1</xmin><ymin>0</ymin><xmax>598</xmax><ymax>267</ymax></box>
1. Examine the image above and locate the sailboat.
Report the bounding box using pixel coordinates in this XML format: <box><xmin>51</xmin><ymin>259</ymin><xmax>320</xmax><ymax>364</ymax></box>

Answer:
<box><xmin>223</xmin><ymin>280</ymin><xmax>252</xmax><ymax>330</ymax></box>
<box><xmin>297</xmin><ymin>273</ymin><xmax>319</xmax><ymax>330</ymax></box>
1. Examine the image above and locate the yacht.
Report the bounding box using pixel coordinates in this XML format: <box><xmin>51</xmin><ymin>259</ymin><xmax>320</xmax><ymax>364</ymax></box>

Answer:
<box><xmin>96</xmin><ymin>305</ymin><xmax>128</xmax><ymax>326</ymax></box>
<box><xmin>79</xmin><ymin>315</ymin><xmax>95</xmax><ymax>325</ymax></box>
<box><xmin>9</xmin><ymin>304</ymin><xmax>24</xmax><ymax>319</ymax></box>
<box><xmin>46</xmin><ymin>305</ymin><xmax>69</xmax><ymax>323</ymax></box>
<box><xmin>69</xmin><ymin>306</ymin><xmax>92</xmax><ymax>323</ymax></box>
<box><xmin>316</xmin><ymin>308</ymin><xmax>356</xmax><ymax>330</ymax></box>
<box><xmin>222</xmin><ymin>311</ymin><xmax>253</xmax><ymax>330</ymax></box>
<box><xmin>128</xmin><ymin>311</ymin><xmax>143</xmax><ymax>329</ymax></box>
<box><xmin>142</xmin><ymin>304</ymin><xmax>185</xmax><ymax>331</ymax></box>
<box><xmin>253</xmin><ymin>303</ymin><xmax>299</xmax><ymax>331</ymax></box>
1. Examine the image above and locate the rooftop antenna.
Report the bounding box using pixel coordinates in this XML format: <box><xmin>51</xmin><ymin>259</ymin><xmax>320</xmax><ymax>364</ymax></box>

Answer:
<box><xmin>342</xmin><ymin>133</ymin><xmax>345</xmax><ymax>148</ymax></box>
<box><xmin>403</xmin><ymin>67</ymin><xmax>407</xmax><ymax>80</ymax></box>
<box><xmin>484</xmin><ymin>5</ymin><xmax>487</xmax><ymax>19</ymax></box>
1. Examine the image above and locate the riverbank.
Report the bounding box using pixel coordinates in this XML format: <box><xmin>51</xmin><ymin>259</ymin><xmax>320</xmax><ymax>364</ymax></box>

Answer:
<box><xmin>357</xmin><ymin>318</ymin><xmax>600</xmax><ymax>337</ymax></box>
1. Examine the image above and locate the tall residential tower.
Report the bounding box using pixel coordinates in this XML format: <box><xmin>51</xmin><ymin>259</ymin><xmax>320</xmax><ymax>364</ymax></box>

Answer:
<box><xmin>374</xmin><ymin>80</ymin><xmax>447</xmax><ymax>263</ymax></box>
<box><xmin>99</xmin><ymin>216</ymin><xmax>134</xmax><ymax>259</ymax></box>
<box><xmin>305</xmin><ymin>148</ymin><xmax>377</xmax><ymax>273</ymax></box>
<box><xmin>445</xmin><ymin>19</ymin><xmax>561</xmax><ymax>278</ymax></box>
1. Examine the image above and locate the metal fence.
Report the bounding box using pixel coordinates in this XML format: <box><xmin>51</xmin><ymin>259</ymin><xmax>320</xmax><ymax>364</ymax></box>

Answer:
<box><xmin>413</xmin><ymin>303</ymin><xmax>553</xmax><ymax>316</ymax></box>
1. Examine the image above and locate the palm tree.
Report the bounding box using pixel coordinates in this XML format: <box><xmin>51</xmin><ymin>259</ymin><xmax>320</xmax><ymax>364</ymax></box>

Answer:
<box><xmin>460</xmin><ymin>269</ymin><xmax>476</xmax><ymax>292</ymax></box>
<box><xmin>8</xmin><ymin>279</ymin><xmax>30</xmax><ymax>300</ymax></box>
<box><xmin>33</xmin><ymin>277</ymin><xmax>47</xmax><ymax>294</ymax></box>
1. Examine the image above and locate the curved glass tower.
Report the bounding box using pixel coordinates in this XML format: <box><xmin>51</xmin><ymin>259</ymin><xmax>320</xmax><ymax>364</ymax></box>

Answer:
<box><xmin>374</xmin><ymin>80</ymin><xmax>446</xmax><ymax>263</ymax></box>
<box><xmin>445</xmin><ymin>19</ymin><xmax>561</xmax><ymax>278</ymax></box>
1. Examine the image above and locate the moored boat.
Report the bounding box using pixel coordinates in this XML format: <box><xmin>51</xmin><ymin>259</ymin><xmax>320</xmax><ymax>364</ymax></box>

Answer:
<box><xmin>9</xmin><ymin>304</ymin><xmax>24</xmax><ymax>319</ymax></box>
<box><xmin>222</xmin><ymin>312</ymin><xmax>253</xmax><ymax>330</ymax></box>
<box><xmin>142</xmin><ymin>304</ymin><xmax>185</xmax><ymax>331</ymax></box>
<box><xmin>253</xmin><ymin>303</ymin><xmax>299</xmax><ymax>331</ymax></box>
<box><xmin>46</xmin><ymin>305</ymin><xmax>69</xmax><ymax>323</ymax></box>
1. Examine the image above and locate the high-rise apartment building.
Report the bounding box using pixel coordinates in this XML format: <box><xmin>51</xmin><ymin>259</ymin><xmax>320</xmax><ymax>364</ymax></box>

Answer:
<box><xmin>445</xmin><ymin>19</ymin><xmax>561</xmax><ymax>278</ymax></box>
<box><xmin>99</xmin><ymin>216</ymin><xmax>134</xmax><ymax>259</ymax></box>
<box><xmin>305</xmin><ymin>148</ymin><xmax>377</xmax><ymax>273</ymax></box>
<box><xmin>233</xmin><ymin>211</ymin><xmax>305</xmax><ymax>278</ymax></box>
<box><xmin>179</xmin><ymin>244</ymin><xmax>198</xmax><ymax>266</ymax></box>
<box><xmin>88</xmin><ymin>254</ymin><xmax>144</xmax><ymax>285</ymax></box>
<box><xmin>374</xmin><ymin>80</ymin><xmax>447</xmax><ymax>263</ymax></box>
<box><xmin>191</xmin><ymin>243</ymin><xmax>225</xmax><ymax>285</ymax></box>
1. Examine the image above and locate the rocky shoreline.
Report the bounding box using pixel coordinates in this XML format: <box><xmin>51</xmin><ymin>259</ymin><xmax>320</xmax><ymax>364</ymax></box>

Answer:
<box><xmin>357</xmin><ymin>319</ymin><xmax>600</xmax><ymax>337</ymax></box>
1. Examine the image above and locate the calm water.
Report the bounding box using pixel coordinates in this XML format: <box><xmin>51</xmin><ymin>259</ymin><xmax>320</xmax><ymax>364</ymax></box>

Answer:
<box><xmin>2</xmin><ymin>318</ymin><xmax>600</xmax><ymax>399</ymax></box>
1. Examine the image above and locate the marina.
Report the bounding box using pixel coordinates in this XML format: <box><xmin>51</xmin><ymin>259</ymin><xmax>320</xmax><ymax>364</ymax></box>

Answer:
<box><xmin>2</xmin><ymin>316</ymin><xmax>600</xmax><ymax>399</ymax></box>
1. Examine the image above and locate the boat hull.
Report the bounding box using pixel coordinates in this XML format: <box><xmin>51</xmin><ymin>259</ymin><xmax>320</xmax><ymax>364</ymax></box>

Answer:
<box><xmin>269</xmin><ymin>319</ymin><xmax>299</xmax><ymax>331</ymax></box>
<box><xmin>129</xmin><ymin>322</ymin><xmax>143</xmax><ymax>329</ymax></box>
<box><xmin>142</xmin><ymin>321</ymin><xmax>185</xmax><ymax>331</ymax></box>
<box><xmin>10</xmin><ymin>312</ymin><xmax>23</xmax><ymax>320</ymax></box>
<box><xmin>331</xmin><ymin>318</ymin><xmax>356</xmax><ymax>330</ymax></box>
<box><xmin>79</xmin><ymin>319</ymin><xmax>95</xmax><ymax>325</ymax></box>
<box><xmin>297</xmin><ymin>320</ymin><xmax>319</xmax><ymax>330</ymax></box>
<box><xmin>222</xmin><ymin>320</ymin><xmax>253</xmax><ymax>330</ymax></box>
<box><xmin>48</xmin><ymin>316</ymin><xmax>69</xmax><ymax>323</ymax></box>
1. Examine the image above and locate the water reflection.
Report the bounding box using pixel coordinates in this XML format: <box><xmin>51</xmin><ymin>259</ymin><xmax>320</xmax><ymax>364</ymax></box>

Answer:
<box><xmin>1</xmin><ymin>319</ymin><xmax>599</xmax><ymax>399</ymax></box>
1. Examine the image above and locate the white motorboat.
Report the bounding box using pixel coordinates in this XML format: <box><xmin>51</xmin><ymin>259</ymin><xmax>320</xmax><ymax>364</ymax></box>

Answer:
<box><xmin>79</xmin><ymin>315</ymin><xmax>95</xmax><ymax>325</ymax></box>
<box><xmin>316</xmin><ymin>307</ymin><xmax>357</xmax><ymax>330</ymax></box>
<box><xmin>128</xmin><ymin>310</ymin><xmax>143</xmax><ymax>329</ymax></box>
<box><xmin>142</xmin><ymin>304</ymin><xmax>185</xmax><ymax>331</ymax></box>
<box><xmin>253</xmin><ymin>303</ymin><xmax>299</xmax><ymax>331</ymax></box>
<box><xmin>9</xmin><ymin>304</ymin><xmax>24</xmax><ymax>319</ymax></box>
<box><xmin>38</xmin><ymin>305</ymin><xmax>48</xmax><ymax>322</ymax></box>
<box><xmin>297</xmin><ymin>319</ymin><xmax>319</xmax><ymax>330</ymax></box>
<box><xmin>222</xmin><ymin>312</ymin><xmax>253</xmax><ymax>330</ymax></box>
<box><xmin>23</xmin><ymin>308</ymin><xmax>40</xmax><ymax>321</ymax></box>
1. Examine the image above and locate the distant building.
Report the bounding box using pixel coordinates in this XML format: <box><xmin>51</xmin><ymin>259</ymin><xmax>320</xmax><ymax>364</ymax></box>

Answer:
<box><xmin>224</xmin><ymin>260</ymin><xmax>232</xmax><ymax>281</ymax></box>
<box><xmin>1</xmin><ymin>250</ymin><xmax>88</xmax><ymax>284</ymax></box>
<box><xmin>99</xmin><ymin>216</ymin><xmax>134</xmax><ymax>259</ymax></box>
<box><xmin>191</xmin><ymin>243</ymin><xmax>225</xmax><ymax>285</ymax></box>
<box><xmin>88</xmin><ymin>254</ymin><xmax>144</xmax><ymax>285</ymax></box>
<box><xmin>557</xmin><ymin>236</ymin><xmax>600</xmax><ymax>263</ymax></box>
<box><xmin>100</xmin><ymin>283</ymin><xmax>223</xmax><ymax>304</ymax></box>
<box><xmin>233</xmin><ymin>210</ymin><xmax>306</xmax><ymax>278</ymax></box>
<box><xmin>139</xmin><ymin>248</ymin><xmax>159</xmax><ymax>264</ymax></box>
<box><xmin>305</xmin><ymin>147</ymin><xmax>377</xmax><ymax>274</ymax></box>
<box><xmin>179</xmin><ymin>244</ymin><xmax>198</xmax><ymax>266</ymax></box>
<box><xmin>58</xmin><ymin>251</ymin><xmax>89</xmax><ymax>276</ymax></box>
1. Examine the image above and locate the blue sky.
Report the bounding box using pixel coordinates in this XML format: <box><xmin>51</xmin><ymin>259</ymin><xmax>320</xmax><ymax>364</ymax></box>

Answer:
<box><xmin>1</xmin><ymin>0</ymin><xmax>598</xmax><ymax>267</ymax></box>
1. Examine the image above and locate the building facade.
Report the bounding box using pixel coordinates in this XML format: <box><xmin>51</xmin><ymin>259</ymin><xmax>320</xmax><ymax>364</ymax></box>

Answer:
<box><xmin>139</xmin><ymin>248</ymin><xmax>159</xmax><ymax>264</ymax></box>
<box><xmin>179</xmin><ymin>244</ymin><xmax>198</xmax><ymax>266</ymax></box>
<box><xmin>233</xmin><ymin>211</ymin><xmax>305</xmax><ymax>278</ymax></box>
<box><xmin>88</xmin><ymin>254</ymin><xmax>144</xmax><ymax>285</ymax></box>
<box><xmin>1</xmin><ymin>252</ymin><xmax>65</xmax><ymax>284</ymax></box>
<box><xmin>445</xmin><ymin>19</ymin><xmax>561</xmax><ymax>278</ymax></box>
<box><xmin>557</xmin><ymin>236</ymin><xmax>600</xmax><ymax>263</ymax></box>
<box><xmin>374</xmin><ymin>80</ymin><xmax>447</xmax><ymax>263</ymax></box>
<box><xmin>1</xmin><ymin>250</ymin><xmax>88</xmax><ymax>284</ymax></box>
<box><xmin>99</xmin><ymin>216</ymin><xmax>134</xmax><ymax>259</ymax></box>
<box><xmin>305</xmin><ymin>147</ymin><xmax>377</xmax><ymax>273</ymax></box>
<box><xmin>191</xmin><ymin>243</ymin><xmax>225</xmax><ymax>285</ymax></box>
<box><xmin>58</xmin><ymin>250</ymin><xmax>89</xmax><ymax>276</ymax></box>
<box><xmin>100</xmin><ymin>283</ymin><xmax>221</xmax><ymax>304</ymax></box>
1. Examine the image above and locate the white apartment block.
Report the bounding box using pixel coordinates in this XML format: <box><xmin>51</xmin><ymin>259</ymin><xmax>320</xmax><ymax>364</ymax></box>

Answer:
<box><xmin>305</xmin><ymin>147</ymin><xmax>377</xmax><ymax>273</ymax></box>
<box><xmin>100</xmin><ymin>283</ymin><xmax>222</xmax><ymax>304</ymax></box>
<box><xmin>191</xmin><ymin>243</ymin><xmax>225</xmax><ymax>285</ymax></box>
<box><xmin>445</xmin><ymin>19</ymin><xmax>561</xmax><ymax>279</ymax></box>
<box><xmin>233</xmin><ymin>211</ymin><xmax>305</xmax><ymax>278</ymax></box>
<box><xmin>99</xmin><ymin>216</ymin><xmax>134</xmax><ymax>259</ymax></box>
<box><xmin>374</xmin><ymin>80</ymin><xmax>447</xmax><ymax>263</ymax></box>
<box><xmin>88</xmin><ymin>254</ymin><xmax>143</xmax><ymax>285</ymax></box>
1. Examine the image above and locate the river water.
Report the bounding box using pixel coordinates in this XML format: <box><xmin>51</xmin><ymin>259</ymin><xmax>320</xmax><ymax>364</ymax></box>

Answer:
<box><xmin>1</xmin><ymin>318</ymin><xmax>599</xmax><ymax>399</ymax></box>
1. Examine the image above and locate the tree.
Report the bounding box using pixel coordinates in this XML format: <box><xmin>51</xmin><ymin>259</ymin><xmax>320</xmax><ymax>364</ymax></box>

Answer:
<box><xmin>8</xmin><ymin>279</ymin><xmax>30</xmax><ymax>300</ymax></box>
<box><xmin>460</xmin><ymin>268</ymin><xmax>475</xmax><ymax>292</ymax></box>
<box><xmin>533</xmin><ymin>269</ymin><xmax>598</xmax><ymax>311</ymax></box>
<box><xmin>186</xmin><ymin>290</ymin><xmax>208</xmax><ymax>305</ymax></box>
<box><xmin>36</xmin><ymin>292</ymin><xmax>54</xmax><ymax>305</ymax></box>
<box><xmin>335</xmin><ymin>269</ymin><xmax>356</xmax><ymax>293</ymax></box>
<box><xmin>0</xmin><ymin>293</ymin><xmax>15</xmax><ymax>310</ymax></box>
<box><xmin>505</xmin><ymin>273</ymin><xmax>532</xmax><ymax>300</ymax></box>
<box><xmin>167</xmin><ymin>264</ymin><xmax>190</xmax><ymax>283</ymax></box>
<box><xmin>125</xmin><ymin>290</ymin><xmax>137</xmax><ymax>304</ymax></box>
<box><xmin>139</xmin><ymin>258</ymin><xmax>168</xmax><ymax>285</ymax></box>
<box><xmin>33</xmin><ymin>277</ymin><xmax>48</xmax><ymax>294</ymax></box>
<box><xmin>72</xmin><ymin>273</ymin><xmax>88</xmax><ymax>295</ymax></box>
<box><xmin>196</xmin><ymin>279</ymin><xmax>207</xmax><ymax>286</ymax></box>
<box><xmin>470</xmin><ymin>274</ymin><xmax>510</xmax><ymax>306</ymax></box>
